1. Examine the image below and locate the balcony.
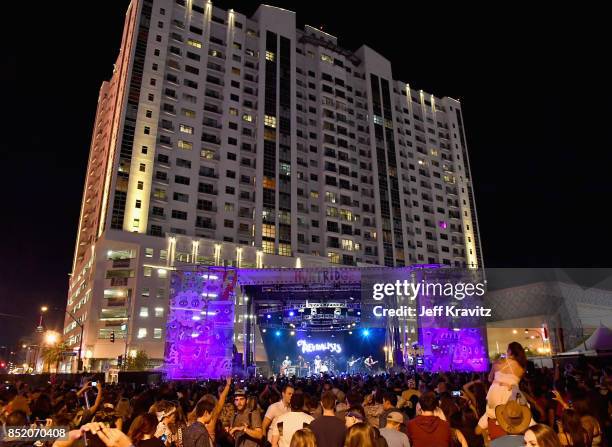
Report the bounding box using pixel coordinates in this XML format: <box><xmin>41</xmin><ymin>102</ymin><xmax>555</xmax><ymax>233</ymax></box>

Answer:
<box><xmin>110</xmin><ymin>277</ymin><xmax>129</xmax><ymax>287</ymax></box>
<box><xmin>204</xmin><ymin>90</ymin><xmax>223</xmax><ymax>100</ymax></box>
<box><xmin>204</xmin><ymin>104</ymin><xmax>222</xmax><ymax>115</ymax></box>
<box><xmin>202</xmin><ymin>119</ymin><xmax>222</xmax><ymax>129</ymax></box>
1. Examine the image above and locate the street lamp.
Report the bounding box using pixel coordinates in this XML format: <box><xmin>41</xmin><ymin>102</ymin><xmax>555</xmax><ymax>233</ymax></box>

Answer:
<box><xmin>44</xmin><ymin>331</ymin><xmax>59</xmax><ymax>345</ymax></box>
<box><xmin>42</xmin><ymin>306</ymin><xmax>85</xmax><ymax>373</ymax></box>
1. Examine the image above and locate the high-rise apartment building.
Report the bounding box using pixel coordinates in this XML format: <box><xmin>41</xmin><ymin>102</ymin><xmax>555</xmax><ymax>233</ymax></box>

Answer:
<box><xmin>62</xmin><ymin>0</ymin><xmax>482</xmax><ymax>371</ymax></box>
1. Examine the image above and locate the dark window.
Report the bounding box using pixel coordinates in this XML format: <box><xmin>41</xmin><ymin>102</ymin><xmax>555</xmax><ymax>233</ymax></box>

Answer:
<box><xmin>174</xmin><ymin>175</ymin><xmax>190</xmax><ymax>185</ymax></box>
<box><xmin>171</xmin><ymin>210</ymin><xmax>187</xmax><ymax>220</ymax></box>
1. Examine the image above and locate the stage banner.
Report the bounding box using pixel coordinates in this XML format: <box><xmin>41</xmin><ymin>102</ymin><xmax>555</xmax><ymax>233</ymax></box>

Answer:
<box><xmin>164</xmin><ymin>268</ymin><xmax>237</xmax><ymax>379</ymax></box>
<box><xmin>360</xmin><ymin>266</ymin><xmax>490</xmax><ymax>372</ymax></box>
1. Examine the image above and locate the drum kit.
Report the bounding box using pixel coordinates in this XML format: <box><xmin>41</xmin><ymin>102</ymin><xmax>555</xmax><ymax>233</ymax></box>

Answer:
<box><xmin>314</xmin><ymin>357</ymin><xmax>336</xmax><ymax>375</ymax></box>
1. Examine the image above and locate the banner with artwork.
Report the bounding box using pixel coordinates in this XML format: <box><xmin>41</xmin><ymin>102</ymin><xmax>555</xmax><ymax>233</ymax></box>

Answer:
<box><xmin>164</xmin><ymin>267</ymin><xmax>237</xmax><ymax>379</ymax></box>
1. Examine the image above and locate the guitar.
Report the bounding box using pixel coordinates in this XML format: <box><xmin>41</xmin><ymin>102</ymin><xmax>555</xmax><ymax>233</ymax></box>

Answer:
<box><xmin>348</xmin><ymin>357</ymin><xmax>362</xmax><ymax>367</ymax></box>
<box><xmin>364</xmin><ymin>360</ymin><xmax>379</xmax><ymax>369</ymax></box>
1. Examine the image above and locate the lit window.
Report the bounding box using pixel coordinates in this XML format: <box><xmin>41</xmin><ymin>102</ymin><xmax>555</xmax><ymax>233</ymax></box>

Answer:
<box><xmin>278</xmin><ymin>211</ymin><xmax>290</xmax><ymax>225</ymax></box>
<box><xmin>326</xmin><ymin>207</ymin><xmax>338</xmax><ymax>217</ymax></box>
<box><xmin>264</xmin><ymin>128</ymin><xmax>276</xmax><ymax>141</ymax></box>
<box><xmin>182</xmin><ymin>108</ymin><xmax>196</xmax><ymax>118</ymax></box>
<box><xmin>310</xmin><ymin>191</ymin><xmax>319</xmax><ymax>199</ymax></box>
<box><xmin>321</xmin><ymin>54</ymin><xmax>333</xmax><ymax>64</ymax></box>
<box><xmin>154</xmin><ymin>307</ymin><xmax>164</xmax><ymax>317</ymax></box>
<box><xmin>262</xmin><ymin>224</ymin><xmax>275</xmax><ymax>238</ymax></box>
<box><xmin>264</xmin><ymin>115</ymin><xmax>276</xmax><ymax>128</ymax></box>
<box><xmin>154</xmin><ymin>328</ymin><xmax>162</xmax><ymax>339</ymax></box>
<box><xmin>325</xmin><ymin>192</ymin><xmax>337</xmax><ymax>203</ymax></box>
<box><xmin>140</xmin><ymin>307</ymin><xmax>149</xmax><ymax>318</ymax></box>
<box><xmin>279</xmin><ymin>163</ymin><xmax>291</xmax><ymax>176</ymax></box>
<box><xmin>340</xmin><ymin>209</ymin><xmax>353</xmax><ymax>221</ymax></box>
<box><xmin>187</xmin><ymin>38</ymin><xmax>202</xmax><ymax>48</ymax></box>
<box><xmin>137</xmin><ymin>328</ymin><xmax>147</xmax><ymax>339</ymax></box>
<box><xmin>242</xmin><ymin>114</ymin><xmax>253</xmax><ymax>122</ymax></box>
<box><xmin>144</xmin><ymin>267</ymin><xmax>152</xmax><ymax>277</ymax></box>
<box><xmin>159</xmin><ymin>250</ymin><xmax>168</xmax><ymax>260</ymax></box>
<box><xmin>232</xmin><ymin>67</ymin><xmax>241</xmax><ymax>75</ymax></box>
<box><xmin>341</xmin><ymin>239</ymin><xmax>354</xmax><ymax>251</ymax></box>
<box><xmin>158</xmin><ymin>269</ymin><xmax>168</xmax><ymax>279</ymax></box>
<box><xmin>263</xmin><ymin>176</ymin><xmax>276</xmax><ymax>189</ymax></box>
<box><xmin>265</xmin><ymin>51</ymin><xmax>275</xmax><ymax>61</ymax></box>
<box><xmin>153</xmin><ymin>188</ymin><xmax>167</xmax><ymax>200</ymax></box>
<box><xmin>278</xmin><ymin>243</ymin><xmax>292</xmax><ymax>257</ymax></box>
<box><xmin>201</xmin><ymin>149</ymin><xmax>215</xmax><ymax>159</ymax></box>
<box><xmin>262</xmin><ymin>240</ymin><xmax>274</xmax><ymax>254</ymax></box>
<box><xmin>180</xmin><ymin>124</ymin><xmax>194</xmax><ymax>134</ymax></box>
<box><xmin>178</xmin><ymin>140</ymin><xmax>192</xmax><ymax>150</ymax></box>
<box><xmin>328</xmin><ymin>252</ymin><xmax>340</xmax><ymax>264</ymax></box>
<box><xmin>229</xmin><ymin>108</ymin><xmax>238</xmax><ymax>116</ymax></box>
<box><xmin>145</xmin><ymin>248</ymin><xmax>154</xmax><ymax>258</ymax></box>
<box><xmin>142</xmin><ymin>288</ymin><xmax>150</xmax><ymax>297</ymax></box>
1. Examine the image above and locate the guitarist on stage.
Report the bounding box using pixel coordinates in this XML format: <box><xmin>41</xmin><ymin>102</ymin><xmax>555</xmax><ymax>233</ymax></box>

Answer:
<box><xmin>364</xmin><ymin>355</ymin><xmax>379</xmax><ymax>373</ymax></box>
<box><xmin>347</xmin><ymin>355</ymin><xmax>362</xmax><ymax>374</ymax></box>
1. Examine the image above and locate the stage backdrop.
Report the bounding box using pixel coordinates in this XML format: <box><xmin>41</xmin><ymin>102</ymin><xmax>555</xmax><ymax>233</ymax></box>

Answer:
<box><xmin>261</xmin><ymin>328</ymin><xmax>386</xmax><ymax>373</ymax></box>
<box><xmin>165</xmin><ymin>268</ymin><xmax>237</xmax><ymax>379</ymax></box>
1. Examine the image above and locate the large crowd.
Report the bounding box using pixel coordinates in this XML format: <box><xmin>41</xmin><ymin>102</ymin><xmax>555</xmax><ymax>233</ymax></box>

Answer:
<box><xmin>1</xmin><ymin>343</ymin><xmax>610</xmax><ymax>447</ymax></box>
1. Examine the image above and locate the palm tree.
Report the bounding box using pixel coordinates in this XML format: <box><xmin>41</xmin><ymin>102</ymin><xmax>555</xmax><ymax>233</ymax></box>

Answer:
<box><xmin>41</xmin><ymin>343</ymin><xmax>67</xmax><ymax>373</ymax></box>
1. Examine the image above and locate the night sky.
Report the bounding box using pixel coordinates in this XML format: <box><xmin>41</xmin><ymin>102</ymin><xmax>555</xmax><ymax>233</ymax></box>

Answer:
<box><xmin>2</xmin><ymin>2</ymin><xmax>609</xmax><ymax>349</ymax></box>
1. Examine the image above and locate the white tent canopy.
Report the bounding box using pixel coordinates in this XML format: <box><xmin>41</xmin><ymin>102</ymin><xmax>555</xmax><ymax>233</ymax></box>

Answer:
<box><xmin>568</xmin><ymin>325</ymin><xmax>612</xmax><ymax>353</ymax></box>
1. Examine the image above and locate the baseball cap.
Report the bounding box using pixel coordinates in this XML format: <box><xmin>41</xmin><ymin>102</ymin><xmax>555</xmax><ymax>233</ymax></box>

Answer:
<box><xmin>387</xmin><ymin>411</ymin><xmax>403</xmax><ymax>424</ymax></box>
<box><xmin>234</xmin><ymin>389</ymin><xmax>247</xmax><ymax>397</ymax></box>
<box><xmin>346</xmin><ymin>411</ymin><xmax>364</xmax><ymax>421</ymax></box>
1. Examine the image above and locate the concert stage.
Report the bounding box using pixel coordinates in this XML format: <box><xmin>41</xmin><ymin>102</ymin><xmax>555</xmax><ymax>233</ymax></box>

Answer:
<box><xmin>164</xmin><ymin>266</ymin><xmax>489</xmax><ymax>379</ymax></box>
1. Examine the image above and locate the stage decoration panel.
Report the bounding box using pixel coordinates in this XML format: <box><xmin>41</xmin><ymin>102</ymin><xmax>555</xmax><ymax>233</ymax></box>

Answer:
<box><xmin>164</xmin><ymin>267</ymin><xmax>237</xmax><ymax>379</ymax></box>
<box><xmin>416</xmin><ymin>268</ymin><xmax>489</xmax><ymax>372</ymax></box>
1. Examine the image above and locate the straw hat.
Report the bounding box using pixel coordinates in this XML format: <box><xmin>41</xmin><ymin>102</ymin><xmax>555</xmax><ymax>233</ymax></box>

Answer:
<box><xmin>495</xmin><ymin>400</ymin><xmax>531</xmax><ymax>434</ymax></box>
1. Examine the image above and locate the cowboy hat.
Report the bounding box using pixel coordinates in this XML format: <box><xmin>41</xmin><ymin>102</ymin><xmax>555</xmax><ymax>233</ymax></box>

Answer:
<box><xmin>495</xmin><ymin>400</ymin><xmax>531</xmax><ymax>434</ymax></box>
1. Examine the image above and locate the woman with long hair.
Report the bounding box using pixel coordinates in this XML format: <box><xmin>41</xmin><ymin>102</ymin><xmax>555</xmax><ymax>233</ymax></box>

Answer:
<box><xmin>524</xmin><ymin>424</ymin><xmax>562</xmax><ymax>447</ymax></box>
<box><xmin>344</xmin><ymin>422</ymin><xmax>377</xmax><ymax>447</ymax></box>
<box><xmin>557</xmin><ymin>409</ymin><xmax>591</xmax><ymax>447</ymax></box>
<box><xmin>571</xmin><ymin>398</ymin><xmax>602</xmax><ymax>447</ymax></box>
<box><xmin>481</xmin><ymin>342</ymin><xmax>527</xmax><ymax>426</ymax></box>
<box><xmin>290</xmin><ymin>428</ymin><xmax>317</xmax><ymax>447</ymax></box>
<box><xmin>462</xmin><ymin>379</ymin><xmax>487</xmax><ymax>417</ymax></box>
<box><xmin>128</xmin><ymin>413</ymin><xmax>165</xmax><ymax>447</ymax></box>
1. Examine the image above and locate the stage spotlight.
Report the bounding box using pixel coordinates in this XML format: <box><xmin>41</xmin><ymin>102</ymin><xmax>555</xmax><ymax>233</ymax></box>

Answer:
<box><xmin>266</xmin><ymin>314</ymin><xmax>271</xmax><ymax>319</ymax></box>
<box><xmin>290</xmin><ymin>331</ymin><xmax>295</xmax><ymax>336</ymax></box>
<box><xmin>262</xmin><ymin>329</ymin><xmax>267</xmax><ymax>333</ymax></box>
<box><xmin>362</xmin><ymin>329</ymin><xmax>370</xmax><ymax>337</ymax></box>
<box><xmin>348</xmin><ymin>331</ymin><xmax>353</xmax><ymax>335</ymax></box>
<box><xmin>275</xmin><ymin>330</ymin><xmax>281</xmax><ymax>337</ymax></box>
<box><xmin>289</xmin><ymin>311</ymin><xmax>295</xmax><ymax>317</ymax></box>
<box><xmin>357</xmin><ymin>311</ymin><xmax>361</xmax><ymax>316</ymax></box>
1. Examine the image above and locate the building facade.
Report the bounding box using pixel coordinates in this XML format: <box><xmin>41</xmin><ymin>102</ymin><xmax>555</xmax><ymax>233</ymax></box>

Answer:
<box><xmin>63</xmin><ymin>0</ymin><xmax>482</xmax><ymax>371</ymax></box>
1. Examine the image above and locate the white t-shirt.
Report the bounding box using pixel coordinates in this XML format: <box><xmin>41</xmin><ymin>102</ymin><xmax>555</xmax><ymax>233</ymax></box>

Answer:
<box><xmin>264</xmin><ymin>400</ymin><xmax>290</xmax><ymax>441</ymax></box>
<box><xmin>271</xmin><ymin>411</ymin><xmax>314</xmax><ymax>447</ymax></box>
